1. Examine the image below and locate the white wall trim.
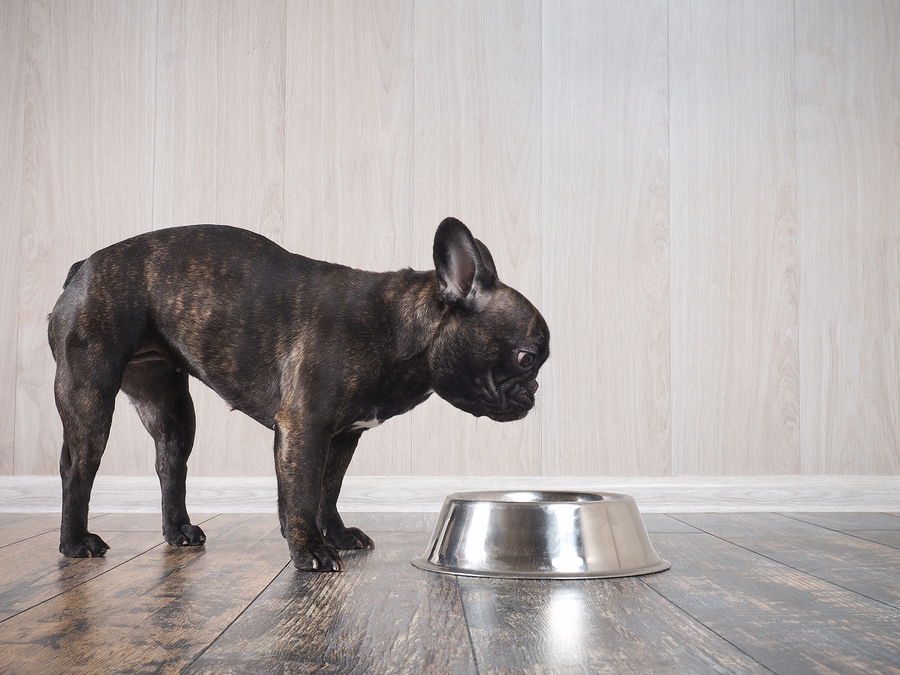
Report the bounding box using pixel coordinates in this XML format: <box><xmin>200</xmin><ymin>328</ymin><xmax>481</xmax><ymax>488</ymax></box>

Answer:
<box><xmin>2</xmin><ymin>475</ymin><xmax>899</xmax><ymax>513</ymax></box>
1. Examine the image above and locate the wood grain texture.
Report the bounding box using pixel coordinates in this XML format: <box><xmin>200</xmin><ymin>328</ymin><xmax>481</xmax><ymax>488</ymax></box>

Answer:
<box><xmin>646</xmin><ymin>530</ymin><xmax>900</xmax><ymax>674</ymax></box>
<box><xmin>284</xmin><ymin>0</ymin><xmax>414</xmax><ymax>270</ymax></box>
<box><xmin>153</xmin><ymin>0</ymin><xmax>287</xmax><ymax>477</ymax></box>
<box><xmin>3</xmin><ymin>0</ymin><xmax>900</xmax><ymax>481</ymax></box>
<box><xmin>0</xmin><ymin>514</ymin><xmax>288</xmax><ymax>675</ymax></box>
<box><xmin>458</xmin><ymin>576</ymin><xmax>769</xmax><ymax>674</ymax></box>
<box><xmin>0</xmin><ymin>0</ymin><xmax>26</xmax><ymax>474</ymax></box>
<box><xmin>410</xmin><ymin>0</ymin><xmax>543</xmax><ymax>475</ymax></box>
<box><xmin>541</xmin><ymin>0</ymin><xmax>670</xmax><ymax>476</ymax></box>
<box><xmin>186</xmin><ymin>532</ymin><xmax>478</xmax><ymax>675</ymax></box>
<box><xmin>3</xmin><ymin>512</ymin><xmax>900</xmax><ymax>674</ymax></box>
<box><xmin>669</xmin><ymin>0</ymin><xmax>800</xmax><ymax>475</ymax></box>
<box><xmin>782</xmin><ymin>513</ymin><xmax>900</xmax><ymax>549</ymax></box>
<box><xmin>0</xmin><ymin>513</ymin><xmax>221</xmax><ymax>622</ymax></box>
<box><xmin>0</xmin><ymin>530</ymin><xmax>161</xmax><ymax>621</ymax></box>
<box><xmin>844</xmin><ymin>530</ymin><xmax>900</xmax><ymax>548</ymax></box>
<box><xmin>153</xmin><ymin>0</ymin><xmax>287</xmax><ymax>237</ymax></box>
<box><xmin>641</xmin><ymin>513</ymin><xmax>699</xmax><ymax>533</ymax></box>
<box><xmin>15</xmin><ymin>0</ymin><xmax>159</xmax><ymax>476</ymax></box>
<box><xmin>796</xmin><ymin>0</ymin><xmax>900</xmax><ymax>474</ymax></box>
<box><xmin>675</xmin><ymin>512</ymin><xmax>900</xmax><ymax>606</ymax></box>
<box><xmin>285</xmin><ymin>0</ymin><xmax>416</xmax><ymax>477</ymax></box>
<box><xmin>0</xmin><ymin>512</ymin><xmax>59</xmax><ymax>548</ymax></box>
<box><xmin>784</xmin><ymin>511</ymin><xmax>900</xmax><ymax>532</ymax></box>
<box><xmin>778</xmin><ymin>513</ymin><xmax>900</xmax><ymax>549</ymax></box>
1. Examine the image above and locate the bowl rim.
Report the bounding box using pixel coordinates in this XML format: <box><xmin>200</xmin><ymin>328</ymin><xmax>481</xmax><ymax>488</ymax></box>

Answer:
<box><xmin>410</xmin><ymin>556</ymin><xmax>672</xmax><ymax>580</ymax></box>
<box><xmin>443</xmin><ymin>489</ymin><xmax>630</xmax><ymax>505</ymax></box>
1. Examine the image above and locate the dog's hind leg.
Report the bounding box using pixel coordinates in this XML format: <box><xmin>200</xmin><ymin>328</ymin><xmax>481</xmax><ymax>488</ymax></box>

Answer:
<box><xmin>55</xmin><ymin>366</ymin><xmax>117</xmax><ymax>558</ymax></box>
<box><xmin>121</xmin><ymin>358</ymin><xmax>206</xmax><ymax>548</ymax></box>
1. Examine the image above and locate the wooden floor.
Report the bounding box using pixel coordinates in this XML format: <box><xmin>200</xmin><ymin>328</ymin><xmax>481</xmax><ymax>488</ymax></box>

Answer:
<box><xmin>1</xmin><ymin>512</ymin><xmax>899</xmax><ymax>674</ymax></box>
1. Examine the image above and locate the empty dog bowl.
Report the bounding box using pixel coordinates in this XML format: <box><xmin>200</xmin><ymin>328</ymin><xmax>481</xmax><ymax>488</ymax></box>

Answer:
<box><xmin>412</xmin><ymin>491</ymin><xmax>671</xmax><ymax>579</ymax></box>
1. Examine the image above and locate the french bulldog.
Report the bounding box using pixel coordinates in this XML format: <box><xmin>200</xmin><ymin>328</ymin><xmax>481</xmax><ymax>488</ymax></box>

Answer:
<box><xmin>48</xmin><ymin>218</ymin><xmax>549</xmax><ymax>571</ymax></box>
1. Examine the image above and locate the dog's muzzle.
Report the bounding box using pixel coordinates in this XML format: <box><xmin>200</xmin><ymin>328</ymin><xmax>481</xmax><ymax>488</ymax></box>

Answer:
<box><xmin>470</xmin><ymin>371</ymin><xmax>539</xmax><ymax>422</ymax></box>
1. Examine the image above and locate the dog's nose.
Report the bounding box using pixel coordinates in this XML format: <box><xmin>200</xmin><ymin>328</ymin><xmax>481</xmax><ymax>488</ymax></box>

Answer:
<box><xmin>525</xmin><ymin>380</ymin><xmax>538</xmax><ymax>394</ymax></box>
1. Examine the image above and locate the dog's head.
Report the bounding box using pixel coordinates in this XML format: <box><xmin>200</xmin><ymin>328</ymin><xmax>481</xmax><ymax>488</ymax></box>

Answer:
<box><xmin>427</xmin><ymin>218</ymin><xmax>549</xmax><ymax>422</ymax></box>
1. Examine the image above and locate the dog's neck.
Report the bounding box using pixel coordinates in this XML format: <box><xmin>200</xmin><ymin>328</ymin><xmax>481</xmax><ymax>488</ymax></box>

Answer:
<box><xmin>384</xmin><ymin>269</ymin><xmax>447</xmax><ymax>363</ymax></box>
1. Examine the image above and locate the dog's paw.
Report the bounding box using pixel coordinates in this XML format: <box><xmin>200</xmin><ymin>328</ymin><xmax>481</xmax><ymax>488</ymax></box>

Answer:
<box><xmin>165</xmin><ymin>523</ymin><xmax>206</xmax><ymax>547</ymax></box>
<box><xmin>60</xmin><ymin>533</ymin><xmax>110</xmax><ymax>558</ymax></box>
<box><xmin>292</xmin><ymin>544</ymin><xmax>343</xmax><ymax>572</ymax></box>
<box><xmin>324</xmin><ymin>526</ymin><xmax>375</xmax><ymax>551</ymax></box>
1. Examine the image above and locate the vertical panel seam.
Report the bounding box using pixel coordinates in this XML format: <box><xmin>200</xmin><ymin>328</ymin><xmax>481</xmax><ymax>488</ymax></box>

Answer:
<box><xmin>150</xmin><ymin>0</ymin><xmax>159</xmax><ymax>238</ymax></box>
<box><xmin>147</xmin><ymin>0</ymin><xmax>161</xmax><ymax>477</ymax></box>
<box><xmin>667</xmin><ymin>0</ymin><xmax>676</xmax><ymax>477</ymax></box>
<box><xmin>410</xmin><ymin>0</ymin><xmax>417</xmax><ymax>476</ymax></box>
<box><xmin>11</xmin><ymin>0</ymin><xmax>27</xmax><ymax>477</ymax></box>
<box><xmin>791</xmin><ymin>0</ymin><xmax>804</xmax><ymax>475</ymax></box>
<box><xmin>280</xmin><ymin>0</ymin><xmax>287</xmax><ymax>248</ymax></box>
<box><xmin>539</xmin><ymin>0</ymin><xmax>545</xmax><ymax>478</ymax></box>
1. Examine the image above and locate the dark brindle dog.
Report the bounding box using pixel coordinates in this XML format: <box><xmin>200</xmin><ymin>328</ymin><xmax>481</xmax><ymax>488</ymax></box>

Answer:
<box><xmin>49</xmin><ymin>218</ymin><xmax>549</xmax><ymax>571</ymax></box>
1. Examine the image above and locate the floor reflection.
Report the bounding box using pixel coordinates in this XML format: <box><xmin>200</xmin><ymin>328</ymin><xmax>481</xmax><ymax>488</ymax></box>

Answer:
<box><xmin>546</xmin><ymin>585</ymin><xmax>588</xmax><ymax>665</ymax></box>
<box><xmin>459</xmin><ymin>577</ymin><xmax>592</xmax><ymax>671</ymax></box>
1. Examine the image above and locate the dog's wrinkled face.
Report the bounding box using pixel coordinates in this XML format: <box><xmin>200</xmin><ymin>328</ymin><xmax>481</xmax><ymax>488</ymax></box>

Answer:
<box><xmin>430</xmin><ymin>286</ymin><xmax>549</xmax><ymax>421</ymax></box>
<box><xmin>428</xmin><ymin>219</ymin><xmax>550</xmax><ymax>422</ymax></box>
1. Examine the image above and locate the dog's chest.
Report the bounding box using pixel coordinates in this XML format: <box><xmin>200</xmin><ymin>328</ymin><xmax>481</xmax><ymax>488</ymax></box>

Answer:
<box><xmin>350</xmin><ymin>416</ymin><xmax>383</xmax><ymax>431</ymax></box>
<box><xmin>347</xmin><ymin>387</ymin><xmax>433</xmax><ymax>433</ymax></box>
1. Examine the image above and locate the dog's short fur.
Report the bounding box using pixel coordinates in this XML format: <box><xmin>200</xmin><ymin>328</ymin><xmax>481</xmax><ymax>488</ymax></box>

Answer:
<box><xmin>49</xmin><ymin>218</ymin><xmax>549</xmax><ymax>571</ymax></box>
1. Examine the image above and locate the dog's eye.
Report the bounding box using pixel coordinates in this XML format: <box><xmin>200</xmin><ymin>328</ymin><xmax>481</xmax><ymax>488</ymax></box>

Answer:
<box><xmin>517</xmin><ymin>351</ymin><xmax>535</xmax><ymax>368</ymax></box>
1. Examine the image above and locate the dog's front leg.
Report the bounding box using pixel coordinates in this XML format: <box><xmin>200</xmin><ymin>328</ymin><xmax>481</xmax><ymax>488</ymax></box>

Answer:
<box><xmin>274</xmin><ymin>411</ymin><xmax>342</xmax><ymax>572</ymax></box>
<box><xmin>318</xmin><ymin>431</ymin><xmax>375</xmax><ymax>551</ymax></box>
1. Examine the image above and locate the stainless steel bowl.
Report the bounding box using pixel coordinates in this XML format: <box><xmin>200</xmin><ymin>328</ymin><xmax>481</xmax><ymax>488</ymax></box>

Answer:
<box><xmin>412</xmin><ymin>490</ymin><xmax>671</xmax><ymax>579</ymax></box>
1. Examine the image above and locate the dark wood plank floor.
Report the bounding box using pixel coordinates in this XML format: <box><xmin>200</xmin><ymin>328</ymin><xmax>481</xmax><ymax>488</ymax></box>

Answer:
<box><xmin>1</xmin><ymin>511</ymin><xmax>899</xmax><ymax>674</ymax></box>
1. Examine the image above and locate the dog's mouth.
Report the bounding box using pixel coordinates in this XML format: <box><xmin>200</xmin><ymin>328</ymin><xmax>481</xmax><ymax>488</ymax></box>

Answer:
<box><xmin>455</xmin><ymin>370</ymin><xmax>538</xmax><ymax>422</ymax></box>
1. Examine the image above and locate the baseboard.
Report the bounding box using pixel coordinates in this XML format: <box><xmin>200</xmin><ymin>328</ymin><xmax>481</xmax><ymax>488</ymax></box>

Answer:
<box><xmin>2</xmin><ymin>474</ymin><xmax>899</xmax><ymax>513</ymax></box>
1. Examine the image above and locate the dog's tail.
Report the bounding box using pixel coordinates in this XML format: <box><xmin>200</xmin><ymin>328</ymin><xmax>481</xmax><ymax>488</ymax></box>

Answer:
<box><xmin>63</xmin><ymin>260</ymin><xmax>85</xmax><ymax>288</ymax></box>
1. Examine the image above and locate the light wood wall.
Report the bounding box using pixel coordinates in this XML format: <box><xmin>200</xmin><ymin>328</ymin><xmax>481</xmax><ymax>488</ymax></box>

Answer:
<box><xmin>2</xmin><ymin>0</ymin><xmax>898</xmax><ymax>479</ymax></box>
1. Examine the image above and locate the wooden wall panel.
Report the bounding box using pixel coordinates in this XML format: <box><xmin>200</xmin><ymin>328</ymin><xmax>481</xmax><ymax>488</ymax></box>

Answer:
<box><xmin>15</xmin><ymin>0</ymin><xmax>158</xmax><ymax>476</ymax></box>
<box><xmin>153</xmin><ymin>0</ymin><xmax>286</xmax><ymax>477</ymax></box>
<box><xmin>285</xmin><ymin>0</ymin><xmax>414</xmax><ymax>271</ymax></box>
<box><xmin>154</xmin><ymin>0</ymin><xmax>285</xmax><ymax>241</ymax></box>
<box><xmin>669</xmin><ymin>0</ymin><xmax>800</xmax><ymax>475</ymax></box>
<box><xmin>3</xmin><ymin>0</ymin><xmax>900</xmax><ymax>480</ymax></box>
<box><xmin>410</xmin><ymin>0</ymin><xmax>543</xmax><ymax>475</ymax></box>
<box><xmin>541</xmin><ymin>1</ymin><xmax>670</xmax><ymax>476</ymax></box>
<box><xmin>285</xmin><ymin>0</ymin><xmax>415</xmax><ymax>475</ymax></box>
<box><xmin>796</xmin><ymin>0</ymin><xmax>900</xmax><ymax>474</ymax></box>
<box><xmin>0</xmin><ymin>0</ymin><xmax>26</xmax><ymax>474</ymax></box>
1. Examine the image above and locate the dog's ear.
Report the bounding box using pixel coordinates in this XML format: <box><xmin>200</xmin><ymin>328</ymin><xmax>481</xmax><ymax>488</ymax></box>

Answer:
<box><xmin>433</xmin><ymin>217</ymin><xmax>498</xmax><ymax>308</ymax></box>
<box><xmin>474</xmin><ymin>238</ymin><xmax>497</xmax><ymax>279</ymax></box>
